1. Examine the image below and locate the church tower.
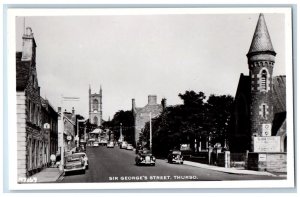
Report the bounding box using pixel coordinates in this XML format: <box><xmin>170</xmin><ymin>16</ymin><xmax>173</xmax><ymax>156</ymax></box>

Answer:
<box><xmin>247</xmin><ymin>14</ymin><xmax>276</xmax><ymax>149</ymax></box>
<box><xmin>89</xmin><ymin>85</ymin><xmax>103</xmax><ymax>126</ymax></box>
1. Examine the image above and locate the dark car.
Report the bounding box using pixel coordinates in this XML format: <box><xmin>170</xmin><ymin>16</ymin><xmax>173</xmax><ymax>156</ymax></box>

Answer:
<box><xmin>167</xmin><ymin>150</ymin><xmax>184</xmax><ymax>164</ymax></box>
<box><xmin>135</xmin><ymin>149</ymin><xmax>156</xmax><ymax>166</ymax></box>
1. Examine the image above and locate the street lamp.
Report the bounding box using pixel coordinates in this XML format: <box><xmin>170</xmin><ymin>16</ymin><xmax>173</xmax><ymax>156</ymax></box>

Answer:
<box><xmin>59</xmin><ymin>96</ymin><xmax>80</xmax><ymax>171</ymax></box>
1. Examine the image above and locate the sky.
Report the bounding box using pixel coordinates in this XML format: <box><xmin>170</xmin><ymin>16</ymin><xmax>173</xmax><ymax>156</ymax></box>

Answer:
<box><xmin>15</xmin><ymin>13</ymin><xmax>286</xmax><ymax>120</ymax></box>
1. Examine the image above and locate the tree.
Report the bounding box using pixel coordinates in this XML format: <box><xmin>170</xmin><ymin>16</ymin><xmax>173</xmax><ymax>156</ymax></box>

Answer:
<box><xmin>206</xmin><ymin>94</ymin><xmax>234</xmax><ymax>147</ymax></box>
<box><xmin>104</xmin><ymin>110</ymin><xmax>134</xmax><ymax>144</ymax></box>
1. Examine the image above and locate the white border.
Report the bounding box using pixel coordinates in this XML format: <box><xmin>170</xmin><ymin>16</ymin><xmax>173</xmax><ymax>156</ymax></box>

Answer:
<box><xmin>7</xmin><ymin>7</ymin><xmax>294</xmax><ymax>190</ymax></box>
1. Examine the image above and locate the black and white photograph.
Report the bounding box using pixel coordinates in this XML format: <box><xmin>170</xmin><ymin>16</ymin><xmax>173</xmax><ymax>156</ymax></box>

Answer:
<box><xmin>6</xmin><ymin>7</ymin><xmax>294</xmax><ymax>190</ymax></box>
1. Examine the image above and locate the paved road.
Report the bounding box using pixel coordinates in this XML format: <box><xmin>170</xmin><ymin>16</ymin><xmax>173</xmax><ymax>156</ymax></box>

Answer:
<box><xmin>60</xmin><ymin>146</ymin><xmax>284</xmax><ymax>183</ymax></box>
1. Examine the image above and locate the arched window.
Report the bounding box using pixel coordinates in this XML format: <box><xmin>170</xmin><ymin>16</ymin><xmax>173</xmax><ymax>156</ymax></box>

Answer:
<box><xmin>93</xmin><ymin>99</ymin><xmax>98</xmax><ymax>111</ymax></box>
<box><xmin>261</xmin><ymin>70</ymin><xmax>267</xmax><ymax>91</ymax></box>
<box><xmin>93</xmin><ymin>116</ymin><xmax>98</xmax><ymax>125</ymax></box>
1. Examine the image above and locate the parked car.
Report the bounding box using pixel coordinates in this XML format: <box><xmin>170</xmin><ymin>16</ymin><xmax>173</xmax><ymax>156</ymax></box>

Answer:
<box><xmin>73</xmin><ymin>152</ymin><xmax>89</xmax><ymax>169</ymax></box>
<box><xmin>107</xmin><ymin>141</ymin><xmax>114</xmax><ymax>148</ymax></box>
<box><xmin>93</xmin><ymin>141</ymin><xmax>99</xmax><ymax>147</ymax></box>
<box><xmin>120</xmin><ymin>141</ymin><xmax>128</xmax><ymax>149</ymax></box>
<box><xmin>135</xmin><ymin>149</ymin><xmax>156</xmax><ymax>166</ymax></box>
<box><xmin>64</xmin><ymin>153</ymin><xmax>87</xmax><ymax>175</ymax></box>
<box><xmin>167</xmin><ymin>150</ymin><xmax>183</xmax><ymax>164</ymax></box>
<box><xmin>126</xmin><ymin>144</ymin><xmax>134</xmax><ymax>150</ymax></box>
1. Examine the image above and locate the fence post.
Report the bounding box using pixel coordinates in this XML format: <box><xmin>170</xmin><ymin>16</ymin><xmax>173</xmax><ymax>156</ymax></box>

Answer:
<box><xmin>245</xmin><ymin>150</ymin><xmax>249</xmax><ymax>169</ymax></box>
<box><xmin>225</xmin><ymin>151</ymin><xmax>230</xmax><ymax>168</ymax></box>
<box><xmin>208</xmin><ymin>147</ymin><xmax>213</xmax><ymax>165</ymax></box>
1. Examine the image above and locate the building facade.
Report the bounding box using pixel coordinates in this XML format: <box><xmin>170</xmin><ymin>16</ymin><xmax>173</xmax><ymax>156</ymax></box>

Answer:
<box><xmin>40</xmin><ymin>97</ymin><xmax>58</xmax><ymax>159</ymax></box>
<box><xmin>132</xmin><ymin>95</ymin><xmax>165</xmax><ymax>146</ymax></box>
<box><xmin>89</xmin><ymin>85</ymin><xmax>102</xmax><ymax>126</ymax></box>
<box><xmin>58</xmin><ymin>108</ymin><xmax>76</xmax><ymax>154</ymax></box>
<box><xmin>230</xmin><ymin>14</ymin><xmax>286</xmax><ymax>153</ymax></box>
<box><xmin>16</xmin><ymin>27</ymin><xmax>49</xmax><ymax>179</ymax></box>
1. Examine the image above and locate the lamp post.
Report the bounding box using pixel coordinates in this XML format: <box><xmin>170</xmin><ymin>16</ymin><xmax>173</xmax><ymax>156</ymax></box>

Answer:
<box><xmin>59</xmin><ymin>96</ymin><xmax>80</xmax><ymax>171</ymax></box>
<box><xmin>149</xmin><ymin>112</ymin><xmax>152</xmax><ymax>152</ymax></box>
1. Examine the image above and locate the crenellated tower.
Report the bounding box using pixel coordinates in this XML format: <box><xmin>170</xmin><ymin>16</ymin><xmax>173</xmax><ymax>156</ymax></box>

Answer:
<box><xmin>89</xmin><ymin>85</ymin><xmax>103</xmax><ymax>126</ymax></box>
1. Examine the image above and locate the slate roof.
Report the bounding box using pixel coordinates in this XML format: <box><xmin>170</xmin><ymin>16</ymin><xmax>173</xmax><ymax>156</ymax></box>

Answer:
<box><xmin>234</xmin><ymin>73</ymin><xmax>250</xmax><ymax>103</ymax></box>
<box><xmin>248</xmin><ymin>13</ymin><xmax>276</xmax><ymax>55</ymax></box>
<box><xmin>16</xmin><ymin>52</ymin><xmax>31</xmax><ymax>91</ymax></box>
<box><xmin>272</xmin><ymin>76</ymin><xmax>286</xmax><ymax>114</ymax></box>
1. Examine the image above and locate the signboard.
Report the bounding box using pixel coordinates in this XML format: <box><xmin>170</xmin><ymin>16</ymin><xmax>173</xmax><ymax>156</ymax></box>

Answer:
<box><xmin>262</xmin><ymin>123</ymin><xmax>272</xmax><ymax>136</ymax></box>
<box><xmin>258</xmin><ymin>154</ymin><xmax>267</xmax><ymax>161</ymax></box>
<box><xmin>254</xmin><ymin>136</ymin><xmax>281</xmax><ymax>152</ymax></box>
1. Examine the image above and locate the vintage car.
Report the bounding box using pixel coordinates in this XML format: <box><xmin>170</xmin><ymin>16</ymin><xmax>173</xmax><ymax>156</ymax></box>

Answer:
<box><xmin>107</xmin><ymin>141</ymin><xmax>114</xmax><ymax>148</ymax></box>
<box><xmin>64</xmin><ymin>153</ymin><xmax>87</xmax><ymax>174</ymax></box>
<box><xmin>73</xmin><ymin>152</ymin><xmax>89</xmax><ymax>169</ymax></box>
<box><xmin>135</xmin><ymin>149</ymin><xmax>156</xmax><ymax>166</ymax></box>
<box><xmin>93</xmin><ymin>141</ymin><xmax>99</xmax><ymax>147</ymax></box>
<box><xmin>126</xmin><ymin>144</ymin><xmax>134</xmax><ymax>150</ymax></box>
<box><xmin>167</xmin><ymin>150</ymin><xmax>184</xmax><ymax>164</ymax></box>
<box><xmin>120</xmin><ymin>141</ymin><xmax>128</xmax><ymax>149</ymax></box>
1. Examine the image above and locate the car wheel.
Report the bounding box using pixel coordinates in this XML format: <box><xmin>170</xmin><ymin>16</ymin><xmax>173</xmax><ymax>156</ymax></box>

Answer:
<box><xmin>86</xmin><ymin>165</ymin><xmax>89</xmax><ymax>170</ymax></box>
<box><xmin>82</xmin><ymin>170</ymin><xmax>86</xmax><ymax>174</ymax></box>
<box><xmin>152</xmin><ymin>163</ymin><xmax>155</xmax><ymax>166</ymax></box>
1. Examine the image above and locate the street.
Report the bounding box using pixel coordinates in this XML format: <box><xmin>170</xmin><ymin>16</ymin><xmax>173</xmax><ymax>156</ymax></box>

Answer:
<box><xmin>59</xmin><ymin>146</ymin><xmax>284</xmax><ymax>183</ymax></box>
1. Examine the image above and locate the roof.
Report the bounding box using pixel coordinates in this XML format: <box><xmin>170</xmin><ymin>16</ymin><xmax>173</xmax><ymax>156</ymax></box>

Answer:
<box><xmin>272</xmin><ymin>76</ymin><xmax>286</xmax><ymax>114</ymax></box>
<box><xmin>16</xmin><ymin>52</ymin><xmax>31</xmax><ymax>91</ymax></box>
<box><xmin>234</xmin><ymin>73</ymin><xmax>250</xmax><ymax>103</ymax></box>
<box><xmin>248</xmin><ymin>13</ymin><xmax>276</xmax><ymax>55</ymax></box>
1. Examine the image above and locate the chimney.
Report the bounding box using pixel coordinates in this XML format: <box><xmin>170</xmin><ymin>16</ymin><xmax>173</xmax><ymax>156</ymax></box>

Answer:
<box><xmin>58</xmin><ymin>107</ymin><xmax>61</xmax><ymax>113</ymax></box>
<box><xmin>148</xmin><ymin>95</ymin><xmax>157</xmax><ymax>105</ymax></box>
<box><xmin>21</xmin><ymin>27</ymin><xmax>36</xmax><ymax>61</ymax></box>
<box><xmin>161</xmin><ymin>98</ymin><xmax>167</xmax><ymax>109</ymax></box>
<box><xmin>132</xmin><ymin>99</ymin><xmax>136</xmax><ymax>111</ymax></box>
<box><xmin>72</xmin><ymin>107</ymin><xmax>75</xmax><ymax>115</ymax></box>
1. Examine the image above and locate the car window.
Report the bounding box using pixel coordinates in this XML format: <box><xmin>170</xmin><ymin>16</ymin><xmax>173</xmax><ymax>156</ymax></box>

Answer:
<box><xmin>66</xmin><ymin>154</ymin><xmax>82</xmax><ymax>162</ymax></box>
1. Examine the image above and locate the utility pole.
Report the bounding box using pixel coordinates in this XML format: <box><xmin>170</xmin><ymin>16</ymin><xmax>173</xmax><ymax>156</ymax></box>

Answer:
<box><xmin>149</xmin><ymin>112</ymin><xmax>152</xmax><ymax>152</ymax></box>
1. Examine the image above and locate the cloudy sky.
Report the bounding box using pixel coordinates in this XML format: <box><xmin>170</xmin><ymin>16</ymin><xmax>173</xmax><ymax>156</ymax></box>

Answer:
<box><xmin>15</xmin><ymin>12</ymin><xmax>286</xmax><ymax>120</ymax></box>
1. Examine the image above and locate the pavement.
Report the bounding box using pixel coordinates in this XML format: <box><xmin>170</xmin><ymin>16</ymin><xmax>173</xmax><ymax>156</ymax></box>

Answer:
<box><xmin>29</xmin><ymin>167</ymin><xmax>64</xmax><ymax>183</ymax></box>
<box><xmin>183</xmin><ymin>160</ymin><xmax>286</xmax><ymax>177</ymax></box>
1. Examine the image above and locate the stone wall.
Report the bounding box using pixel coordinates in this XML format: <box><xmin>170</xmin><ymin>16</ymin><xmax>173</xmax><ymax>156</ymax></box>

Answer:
<box><xmin>247</xmin><ymin>152</ymin><xmax>287</xmax><ymax>172</ymax></box>
<box><xmin>17</xmin><ymin>92</ymin><xmax>27</xmax><ymax>180</ymax></box>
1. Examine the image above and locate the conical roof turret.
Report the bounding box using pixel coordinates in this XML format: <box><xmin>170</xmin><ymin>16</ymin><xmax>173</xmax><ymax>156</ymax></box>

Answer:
<box><xmin>247</xmin><ymin>13</ymin><xmax>276</xmax><ymax>56</ymax></box>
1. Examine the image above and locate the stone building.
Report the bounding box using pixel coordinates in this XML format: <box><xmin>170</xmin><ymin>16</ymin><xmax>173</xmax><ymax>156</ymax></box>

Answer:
<box><xmin>57</xmin><ymin>107</ymin><xmax>76</xmax><ymax>154</ymax></box>
<box><xmin>89</xmin><ymin>85</ymin><xmax>102</xmax><ymax>126</ymax></box>
<box><xmin>40</xmin><ymin>97</ymin><xmax>58</xmax><ymax>159</ymax></box>
<box><xmin>132</xmin><ymin>95</ymin><xmax>166</xmax><ymax>146</ymax></box>
<box><xmin>230</xmin><ymin>14</ymin><xmax>286</xmax><ymax>154</ymax></box>
<box><xmin>16</xmin><ymin>27</ymin><xmax>48</xmax><ymax>179</ymax></box>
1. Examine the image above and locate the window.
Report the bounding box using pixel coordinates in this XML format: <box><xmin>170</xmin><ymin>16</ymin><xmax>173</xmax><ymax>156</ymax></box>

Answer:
<box><xmin>262</xmin><ymin>105</ymin><xmax>266</xmax><ymax>118</ymax></box>
<box><xmin>261</xmin><ymin>70</ymin><xmax>267</xmax><ymax>91</ymax></box>
<box><xmin>93</xmin><ymin>116</ymin><xmax>98</xmax><ymax>125</ymax></box>
<box><xmin>31</xmin><ymin>103</ymin><xmax>35</xmax><ymax>123</ymax></box>
<box><xmin>93</xmin><ymin>99</ymin><xmax>98</xmax><ymax>111</ymax></box>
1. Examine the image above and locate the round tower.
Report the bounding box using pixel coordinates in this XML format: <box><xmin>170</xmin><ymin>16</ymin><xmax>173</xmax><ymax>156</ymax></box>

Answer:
<box><xmin>247</xmin><ymin>14</ymin><xmax>276</xmax><ymax>150</ymax></box>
